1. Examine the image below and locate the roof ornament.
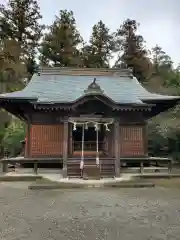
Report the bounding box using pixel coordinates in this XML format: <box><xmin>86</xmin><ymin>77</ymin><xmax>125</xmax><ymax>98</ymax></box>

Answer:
<box><xmin>84</xmin><ymin>77</ymin><xmax>104</xmax><ymax>95</ymax></box>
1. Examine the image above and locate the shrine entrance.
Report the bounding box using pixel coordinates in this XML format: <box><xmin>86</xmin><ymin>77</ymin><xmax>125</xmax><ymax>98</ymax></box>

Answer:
<box><xmin>68</xmin><ymin>117</ymin><xmax>114</xmax><ymax>169</ymax></box>
<box><xmin>72</xmin><ymin>124</ymin><xmax>105</xmax><ymax>155</ymax></box>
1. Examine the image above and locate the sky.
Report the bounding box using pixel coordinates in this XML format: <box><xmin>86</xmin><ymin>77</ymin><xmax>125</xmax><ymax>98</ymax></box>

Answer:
<box><xmin>1</xmin><ymin>0</ymin><xmax>180</xmax><ymax>65</ymax></box>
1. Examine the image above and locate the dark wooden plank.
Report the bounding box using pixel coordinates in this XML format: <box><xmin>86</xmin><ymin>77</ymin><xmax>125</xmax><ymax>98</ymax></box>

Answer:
<box><xmin>1</xmin><ymin>157</ymin><xmax>63</xmax><ymax>164</ymax></box>
<box><xmin>114</xmin><ymin>121</ymin><xmax>120</xmax><ymax>177</ymax></box>
<box><xmin>83</xmin><ymin>165</ymin><xmax>100</xmax><ymax>180</ymax></box>
<box><xmin>63</xmin><ymin>120</ymin><xmax>68</xmax><ymax>177</ymax></box>
<box><xmin>143</xmin><ymin>122</ymin><xmax>148</xmax><ymax>156</ymax></box>
<box><xmin>26</xmin><ymin>117</ymin><xmax>31</xmax><ymax>157</ymax></box>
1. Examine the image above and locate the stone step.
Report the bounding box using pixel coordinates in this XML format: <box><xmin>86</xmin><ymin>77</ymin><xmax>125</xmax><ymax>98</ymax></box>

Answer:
<box><xmin>28</xmin><ymin>181</ymin><xmax>155</xmax><ymax>190</ymax></box>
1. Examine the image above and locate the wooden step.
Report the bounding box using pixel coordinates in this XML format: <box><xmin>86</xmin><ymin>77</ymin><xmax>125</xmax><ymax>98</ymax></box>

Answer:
<box><xmin>67</xmin><ymin>158</ymin><xmax>115</xmax><ymax>178</ymax></box>
<box><xmin>67</xmin><ymin>161</ymin><xmax>81</xmax><ymax>178</ymax></box>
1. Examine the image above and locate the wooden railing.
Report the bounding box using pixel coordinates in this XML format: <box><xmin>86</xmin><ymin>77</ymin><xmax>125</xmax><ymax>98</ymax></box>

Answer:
<box><xmin>73</xmin><ymin>141</ymin><xmax>104</xmax><ymax>151</ymax></box>
<box><xmin>0</xmin><ymin>156</ymin><xmax>173</xmax><ymax>175</ymax></box>
<box><xmin>121</xmin><ymin>157</ymin><xmax>172</xmax><ymax>173</ymax></box>
<box><xmin>0</xmin><ymin>157</ymin><xmax>63</xmax><ymax>174</ymax></box>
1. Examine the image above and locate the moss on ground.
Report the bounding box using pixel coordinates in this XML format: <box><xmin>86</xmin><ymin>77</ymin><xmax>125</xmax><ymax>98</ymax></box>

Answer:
<box><xmin>35</xmin><ymin>178</ymin><xmax>58</xmax><ymax>184</ymax></box>
<box><xmin>0</xmin><ymin>175</ymin><xmax>42</xmax><ymax>181</ymax></box>
<box><xmin>151</xmin><ymin>178</ymin><xmax>180</xmax><ymax>188</ymax></box>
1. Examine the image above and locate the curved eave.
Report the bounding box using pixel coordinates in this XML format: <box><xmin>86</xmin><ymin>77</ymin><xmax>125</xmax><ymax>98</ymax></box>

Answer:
<box><xmin>143</xmin><ymin>97</ymin><xmax>180</xmax><ymax>119</ymax></box>
<box><xmin>34</xmin><ymin>94</ymin><xmax>154</xmax><ymax>112</ymax></box>
<box><xmin>0</xmin><ymin>94</ymin><xmax>37</xmax><ymax>100</ymax></box>
<box><xmin>0</xmin><ymin>97</ymin><xmax>37</xmax><ymax>122</ymax></box>
<box><xmin>141</xmin><ymin>96</ymin><xmax>180</xmax><ymax>103</ymax></box>
<box><xmin>0</xmin><ymin>97</ymin><xmax>38</xmax><ymax>102</ymax></box>
<box><xmin>36</xmin><ymin>92</ymin><xmax>146</xmax><ymax>106</ymax></box>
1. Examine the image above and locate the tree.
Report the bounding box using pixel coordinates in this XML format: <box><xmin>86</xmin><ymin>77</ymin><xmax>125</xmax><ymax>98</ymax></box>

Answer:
<box><xmin>151</xmin><ymin>45</ymin><xmax>173</xmax><ymax>74</ymax></box>
<box><xmin>82</xmin><ymin>20</ymin><xmax>115</xmax><ymax>68</ymax></box>
<box><xmin>150</xmin><ymin>45</ymin><xmax>180</xmax><ymax>88</ymax></box>
<box><xmin>0</xmin><ymin>39</ymin><xmax>27</xmax><ymax>89</ymax></box>
<box><xmin>0</xmin><ymin>0</ymin><xmax>44</xmax><ymax>77</ymax></box>
<box><xmin>1</xmin><ymin>118</ymin><xmax>26</xmax><ymax>157</ymax></box>
<box><xmin>114</xmin><ymin>19</ymin><xmax>151</xmax><ymax>81</ymax></box>
<box><xmin>39</xmin><ymin>10</ymin><xmax>82</xmax><ymax>67</ymax></box>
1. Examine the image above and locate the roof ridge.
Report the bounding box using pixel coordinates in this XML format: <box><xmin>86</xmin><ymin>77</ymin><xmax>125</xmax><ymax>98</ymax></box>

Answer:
<box><xmin>38</xmin><ymin>67</ymin><xmax>133</xmax><ymax>77</ymax></box>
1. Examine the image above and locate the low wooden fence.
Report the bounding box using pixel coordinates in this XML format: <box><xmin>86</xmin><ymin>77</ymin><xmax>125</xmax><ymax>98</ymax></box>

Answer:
<box><xmin>0</xmin><ymin>156</ymin><xmax>172</xmax><ymax>175</ymax></box>
<box><xmin>0</xmin><ymin>157</ymin><xmax>63</xmax><ymax>174</ymax></box>
<box><xmin>120</xmin><ymin>157</ymin><xmax>172</xmax><ymax>173</ymax></box>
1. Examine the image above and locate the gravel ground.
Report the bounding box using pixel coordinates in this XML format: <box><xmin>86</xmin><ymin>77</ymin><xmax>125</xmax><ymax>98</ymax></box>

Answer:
<box><xmin>0</xmin><ymin>183</ymin><xmax>180</xmax><ymax>240</ymax></box>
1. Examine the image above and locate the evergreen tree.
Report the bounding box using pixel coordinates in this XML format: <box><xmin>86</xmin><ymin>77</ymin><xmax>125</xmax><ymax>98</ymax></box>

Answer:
<box><xmin>39</xmin><ymin>10</ymin><xmax>82</xmax><ymax>67</ymax></box>
<box><xmin>82</xmin><ymin>20</ymin><xmax>115</xmax><ymax>68</ymax></box>
<box><xmin>151</xmin><ymin>45</ymin><xmax>173</xmax><ymax>74</ymax></box>
<box><xmin>114</xmin><ymin>19</ymin><xmax>151</xmax><ymax>81</ymax></box>
<box><xmin>177</xmin><ymin>64</ymin><xmax>180</xmax><ymax>72</ymax></box>
<box><xmin>0</xmin><ymin>39</ymin><xmax>26</xmax><ymax>90</ymax></box>
<box><xmin>150</xmin><ymin>45</ymin><xmax>179</xmax><ymax>88</ymax></box>
<box><xmin>0</xmin><ymin>0</ymin><xmax>44</xmax><ymax>77</ymax></box>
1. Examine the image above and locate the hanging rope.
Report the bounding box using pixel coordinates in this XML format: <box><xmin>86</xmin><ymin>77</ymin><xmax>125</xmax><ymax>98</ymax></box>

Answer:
<box><xmin>70</xmin><ymin>119</ymin><xmax>113</xmax><ymax>170</ymax></box>
<box><xmin>95</xmin><ymin>123</ymin><xmax>99</xmax><ymax>166</ymax></box>
<box><xmin>69</xmin><ymin>119</ymin><xmax>113</xmax><ymax>129</ymax></box>
<box><xmin>80</xmin><ymin>124</ymin><xmax>85</xmax><ymax>170</ymax></box>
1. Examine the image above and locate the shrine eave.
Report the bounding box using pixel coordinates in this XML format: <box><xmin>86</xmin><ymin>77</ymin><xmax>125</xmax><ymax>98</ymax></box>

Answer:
<box><xmin>0</xmin><ymin>67</ymin><xmax>179</xmax><ymax>109</ymax></box>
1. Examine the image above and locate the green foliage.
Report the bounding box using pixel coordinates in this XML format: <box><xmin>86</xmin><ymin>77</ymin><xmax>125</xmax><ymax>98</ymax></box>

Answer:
<box><xmin>1</xmin><ymin>119</ymin><xmax>26</xmax><ymax>157</ymax></box>
<box><xmin>82</xmin><ymin>20</ymin><xmax>115</xmax><ymax>68</ymax></box>
<box><xmin>145</xmin><ymin>44</ymin><xmax>180</xmax><ymax>159</ymax></box>
<box><xmin>151</xmin><ymin>45</ymin><xmax>173</xmax><ymax>74</ymax></box>
<box><xmin>114</xmin><ymin>19</ymin><xmax>152</xmax><ymax>81</ymax></box>
<box><xmin>163</xmin><ymin>68</ymin><xmax>180</xmax><ymax>88</ymax></box>
<box><xmin>0</xmin><ymin>124</ymin><xmax>6</xmax><ymax>143</ymax></box>
<box><xmin>0</xmin><ymin>39</ymin><xmax>27</xmax><ymax>83</ymax></box>
<box><xmin>148</xmin><ymin>120</ymin><xmax>180</xmax><ymax>160</ymax></box>
<box><xmin>0</xmin><ymin>0</ymin><xmax>44</xmax><ymax>76</ymax></box>
<box><xmin>39</xmin><ymin>10</ymin><xmax>82</xmax><ymax>67</ymax></box>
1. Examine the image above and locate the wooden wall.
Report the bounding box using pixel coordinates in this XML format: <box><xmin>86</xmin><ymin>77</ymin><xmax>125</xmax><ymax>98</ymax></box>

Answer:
<box><xmin>119</xmin><ymin>125</ymin><xmax>145</xmax><ymax>157</ymax></box>
<box><xmin>25</xmin><ymin>124</ymin><xmax>64</xmax><ymax>157</ymax></box>
<box><xmin>106</xmin><ymin>124</ymin><xmax>146</xmax><ymax>158</ymax></box>
<box><xmin>24</xmin><ymin>119</ymin><xmax>147</xmax><ymax>158</ymax></box>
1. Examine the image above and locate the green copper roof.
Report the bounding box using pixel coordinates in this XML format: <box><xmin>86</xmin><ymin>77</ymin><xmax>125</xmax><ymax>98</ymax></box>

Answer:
<box><xmin>0</xmin><ymin>68</ymin><xmax>179</xmax><ymax>105</ymax></box>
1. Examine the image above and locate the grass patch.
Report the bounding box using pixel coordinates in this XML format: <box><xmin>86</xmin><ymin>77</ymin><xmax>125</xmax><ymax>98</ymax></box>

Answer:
<box><xmin>151</xmin><ymin>178</ymin><xmax>180</xmax><ymax>188</ymax></box>
<box><xmin>35</xmin><ymin>178</ymin><xmax>57</xmax><ymax>184</ymax></box>
<box><xmin>0</xmin><ymin>175</ymin><xmax>42</xmax><ymax>182</ymax></box>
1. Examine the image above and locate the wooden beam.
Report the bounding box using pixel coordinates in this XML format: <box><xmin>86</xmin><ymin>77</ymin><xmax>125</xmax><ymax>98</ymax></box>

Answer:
<box><xmin>68</xmin><ymin>116</ymin><xmax>114</xmax><ymax>123</ymax></box>
<box><xmin>62</xmin><ymin>120</ymin><xmax>69</xmax><ymax>178</ymax></box>
<box><xmin>69</xmin><ymin>123</ymin><xmax>73</xmax><ymax>156</ymax></box>
<box><xmin>26</xmin><ymin>117</ymin><xmax>31</xmax><ymax>157</ymax></box>
<box><xmin>114</xmin><ymin>120</ymin><xmax>120</xmax><ymax>177</ymax></box>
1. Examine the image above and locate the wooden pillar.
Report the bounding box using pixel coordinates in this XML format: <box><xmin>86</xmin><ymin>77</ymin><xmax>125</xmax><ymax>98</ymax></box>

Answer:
<box><xmin>114</xmin><ymin>120</ymin><xmax>120</xmax><ymax>177</ymax></box>
<box><xmin>33</xmin><ymin>161</ymin><xmax>38</xmax><ymax>174</ymax></box>
<box><xmin>143</xmin><ymin>121</ymin><xmax>148</xmax><ymax>156</ymax></box>
<box><xmin>69</xmin><ymin>123</ymin><xmax>73</xmax><ymax>156</ymax></box>
<box><xmin>62</xmin><ymin>120</ymin><xmax>68</xmax><ymax>178</ymax></box>
<box><xmin>108</xmin><ymin>125</ymin><xmax>113</xmax><ymax>158</ymax></box>
<box><xmin>26</xmin><ymin>118</ymin><xmax>31</xmax><ymax>157</ymax></box>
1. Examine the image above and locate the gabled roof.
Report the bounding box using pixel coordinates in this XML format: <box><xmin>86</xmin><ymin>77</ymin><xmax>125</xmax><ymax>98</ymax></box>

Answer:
<box><xmin>0</xmin><ymin>67</ymin><xmax>179</xmax><ymax>105</ymax></box>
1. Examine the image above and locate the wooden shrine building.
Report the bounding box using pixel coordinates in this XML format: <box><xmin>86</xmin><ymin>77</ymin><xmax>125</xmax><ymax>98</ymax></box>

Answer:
<box><xmin>0</xmin><ymin>67</ymin><xmax>179</xmax><ymax>178</ymax></box>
